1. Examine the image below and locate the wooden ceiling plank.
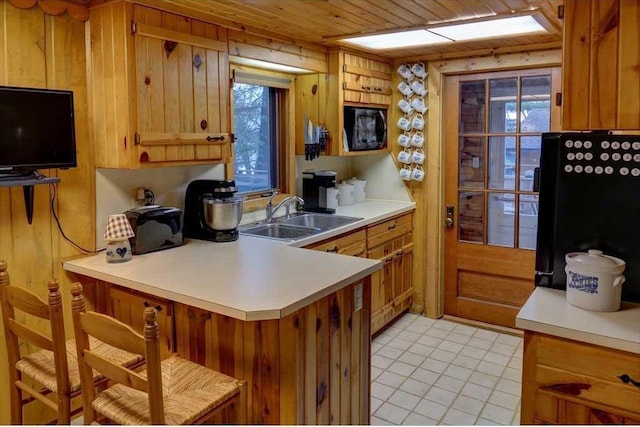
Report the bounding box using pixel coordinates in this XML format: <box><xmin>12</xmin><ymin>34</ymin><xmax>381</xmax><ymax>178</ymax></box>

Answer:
<box><xmin>342</xmin><ymin>0</ymin><xmax>412</xmax><ymax>27</ymax></box>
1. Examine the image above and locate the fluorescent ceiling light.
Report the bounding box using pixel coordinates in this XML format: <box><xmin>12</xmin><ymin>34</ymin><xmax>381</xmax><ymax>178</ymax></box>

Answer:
<box><xmin>229</xmin><ymin>56</ymin><xmax>311</xmax><ymax>74</ymax></box>
<box><xmin>342</xmin><ymin>29</ymin><xmax>451</xmax><ymax>50</ymax></box>
<box><xmin>430</xmin><ymin>15</ymin><xmax>546</xmax><ymax>41</ymax></box>
<box><xmin>340</xmin><ymin>14</ymin><xmax>548</xmax><ymax>50</ymax></box>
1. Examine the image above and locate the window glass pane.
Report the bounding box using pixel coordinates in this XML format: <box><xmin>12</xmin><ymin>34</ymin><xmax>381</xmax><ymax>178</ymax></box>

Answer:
<box><xmin>459</xmin><ymin>136</ymin><xmax>485</xmax><ymax>188</ymax></box>
<box><xmin>459</xmin><ymin>80</ymin><xmax>485</xmax><ymax>133</ymax></box>
<box><xmin>233</xmin><ymin>83</ymin><xmax>276</xmax><ymax>193</ymax></box>
<box><xmin>458</xmin><ymin>191</ymin><xmax>484</xmax><ymax>243</ymax></box>
<box><xmin>520</xmin><ymin>75</ymin><xmax>551</xmax><ymax>132</ymax></box>
<box><xmin>488</xmin><ymin>192</ymin><xmax>515</xmax><ymax>247</ymax></box>
<box><xmin>519</xmin><ymin>194</ymin><xmax>539</xmax><ymax>249</ymax></box>
<box><xmin>520</xmin><ymin>136</ymin><xmax>541</xmax><ymax>191</ymax></box>
<box><xmin>489</xmin><ymin>78</ymin><xmax>518</xmax><ymax>133</ymax></box>
<box><xmin>488</xmin><ymin>136</ymin><xmax>516</xmax><ymax>190</ymax></box>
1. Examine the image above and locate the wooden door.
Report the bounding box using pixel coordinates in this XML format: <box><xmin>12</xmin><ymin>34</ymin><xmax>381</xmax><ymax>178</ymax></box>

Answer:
<box><xmin>444</xmin><ymin>68</ymin><xmax>561</xmax><ymax>327</ymax></box>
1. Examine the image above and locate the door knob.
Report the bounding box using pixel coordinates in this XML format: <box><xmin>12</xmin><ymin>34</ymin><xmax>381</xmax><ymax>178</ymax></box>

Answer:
<box><xmin>445</xmin><ymin>205</ymin><xmax>455</xmax><ymax>229</ymax></box>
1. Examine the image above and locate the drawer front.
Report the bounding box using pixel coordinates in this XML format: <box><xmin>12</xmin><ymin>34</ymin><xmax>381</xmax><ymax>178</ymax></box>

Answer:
<box><xmin>307</xmin><ymin>229</ymin><xmax>366</xmax><ymax>256</ymax></box>
<box><xmin>367</xmin><ymin>213</ymin><xmax>413</xmax><ymax>248</ymax></box>
<box><xmin>536</xmin><ymin>335</ymin><xmax>640</xmax><ymax>415</ymax></box>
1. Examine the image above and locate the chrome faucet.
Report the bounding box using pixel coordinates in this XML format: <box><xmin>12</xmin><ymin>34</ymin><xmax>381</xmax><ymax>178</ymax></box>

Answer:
<box><xmin>265</xmin><ymin>193</ymin><xmax>304</xmax><ymax>222</ymax></box>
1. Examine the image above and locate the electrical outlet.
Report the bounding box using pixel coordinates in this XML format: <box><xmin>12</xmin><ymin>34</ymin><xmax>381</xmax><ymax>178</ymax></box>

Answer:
<box><xmin>354</xmin><ymin>282</ymin><xmax>363</xmax><ymax>312</ymax></box>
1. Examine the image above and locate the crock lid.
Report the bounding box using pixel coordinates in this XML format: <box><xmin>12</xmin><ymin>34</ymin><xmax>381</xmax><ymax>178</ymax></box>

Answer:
<box><xmin>566</xmin><ymin>249</ymin><xmax>625</xmax><ymax>274</ymax></box>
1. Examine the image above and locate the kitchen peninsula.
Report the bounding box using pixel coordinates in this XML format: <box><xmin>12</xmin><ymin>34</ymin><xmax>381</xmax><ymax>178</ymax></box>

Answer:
<box><xmin>64</xmin><ymin>200</ymin><xmax>415</xmax><ymax>424</ymax></box>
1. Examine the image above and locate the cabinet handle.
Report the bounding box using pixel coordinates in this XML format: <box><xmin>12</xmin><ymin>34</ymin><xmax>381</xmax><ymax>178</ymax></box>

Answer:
<box><xmin>326</xmin><ymin>246</ymin><xmax>339</xmax><ymax>253</ymax></box>
<box><xmin>618</xmin><ymin>374</ymin><xmax>640</xmax><ymax>388</ymax></box>
<box><xmin>374</xmin><ymin>87</ymin><xmax>382</xmax><ymax>92</ymax></box>
<box><xmin>362</xmin><ymin>86</ymin><xmax>371</xmax><ymax>91</ymax></box>
<box><xmin>143</xmin><ymin>301</ymin><xmax>163</xmax><ymax>312</ymax></box>
<box><xmin>206</xmin><ymin>135</ymin><xmax>225</xmax><ymax>142</ymax></box>
<box><xmin>388</xmin><ymin>223</ymin><xmax>396</xmax><ymax>230</ymax></box>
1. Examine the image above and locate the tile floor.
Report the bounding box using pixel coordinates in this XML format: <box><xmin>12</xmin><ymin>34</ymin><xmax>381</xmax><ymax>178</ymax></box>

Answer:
<box><xmin>370</xmin><ymin>313</ymin><xmax>523</xmax><ymax>426</ymax></box>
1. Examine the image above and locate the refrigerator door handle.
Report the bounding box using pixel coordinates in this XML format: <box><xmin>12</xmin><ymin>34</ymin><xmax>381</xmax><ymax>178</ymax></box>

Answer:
<box><xmin>533</xmin><ymin>167</ymin><xmax>541</xmax><ymax>192</ymax></box>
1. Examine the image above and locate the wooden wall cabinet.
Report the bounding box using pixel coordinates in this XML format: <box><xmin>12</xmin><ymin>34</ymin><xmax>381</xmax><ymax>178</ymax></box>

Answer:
<box><xmin>88</xmin><ymin>2</ymin><xmax>232</xmax><ymax>168</ymax></box>
<box><xmin>562</xmin><ymin>0</ymin><xmax>640</xmax><ymax>130</ymax></box>
<box><xmin>296</xmin><ymin>49</ymin><xmax>393</xmax><ymax>157</ymax></box>
<box><xmin>522</xmin><ymin>331</ymin><xmax>640</xmax><ymax>424</ymax></box>
<box><xmin>367</xmin><ymin>213</ymin><xmax>414</xmax><ymax>334</ymax></box>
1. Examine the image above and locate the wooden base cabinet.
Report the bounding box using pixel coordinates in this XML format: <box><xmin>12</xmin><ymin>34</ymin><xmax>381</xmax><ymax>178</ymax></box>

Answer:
<box><xmin>88</xmin><ymin>1</ymin><xmax>232</xmax><ymax>168</ymax></box>
<box><xmin>522</xmin><ymin>331</ymin><xmax>640</xmax><ymax>424</ymax></box>
<box><xmin>174</xmin><ymin>279</ymin><xmax>371</xmax><ymax>425</ymax></box>
<box><xmin>367</xmin><ymin>213</ymin><xmax>414</xmax><ymax>334</ymax></box>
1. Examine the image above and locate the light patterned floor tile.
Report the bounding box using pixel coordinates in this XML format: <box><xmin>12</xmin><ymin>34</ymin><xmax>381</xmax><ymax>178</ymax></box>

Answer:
<box><xmin>453</xmin><ymin>323</ymin><xmax>478</xmax><ymax>336</ymax></box>
<box><xmin>421</xmin><ymin>357</ymin><xmax>449</xmax><ymax>374</ymax></box>
<box><xmin>430</xmin><ymin>348</ymin><xmax>458</xmax><ymax>363</ymax></box>
<box><xmin>489</xmin><ymin>390</ymin><xmax>520</xmax><ymax>410</ymax></box>
<box><xmin>388</xmin><ymin>360</ymin><xmax>417</xmax><ymax>377</ymax></box>
<box><xmin>408</xmin><ymin>342</ymin><xmax>435</xmax><ymax>357</ymax></box>
<box><xmin>467</xmin><ymin>337</ymin><xmax>494</xmax><ymax>350</ymax></box>
<box><xmin>388</xmin><ymin>390</ymin><xmax>422</xmax><ymax>411</ymax></box>
<box><xmin>371</xmin><ymin>416</ymin><xmax>394</xmax><ymax>425</ymax></box>
<box><xmin>372</xmin><ymin>366</ymin><xmax>383</xmax><ymax>380</ymax></box>
<box><xmin>402</xmin><ymin>412</ymin><xmax>438</xmax><ymax>425</ymax></box>
<box><xmin>476</xmin><ymin>360</ymin><xmax>506</xmax><ymax>377</ymax></box>
<box><xmin>442</xmin><ymin>408</ymin><xmax>478</xmax><ymax>425</ymax></box>
<box><xmin>375</xmin><ymin>402</ymin><xmax>410</xmax><ymax>425</ymax></box>
<box><xmin>406</xmin><ymin>323</ymin><xmax>430</xmax><ymax>334</ymax></box>
<box><xmin>425</xmin><ymin>327</ymin><xmax>450</xmax><ymax>339</ymax></box>
<box><xmin>432</xmin><ymin>320</ymin><xmax>457</xmax><ymax>331</ymax></box>
<box><xmin>481</xmin><ymin>403</ymin><xmax>515</xmax><ymax>425</ymax></box>
<box><xmin>452</xmin><ymin>354</ymin><xmax>481</xmax><ymax>370</ymax></box>
<box><xmin>496</xmin><ymin>377</ymin><xmax>521</xmax><ymax>396</ymax></box>
<box><xmin>502</xmin><ymin>367</ymin><xmax>522</xmax><ymax>383</ymax></box>
<box><xmin>398</xmin><ymin>330</ymin><xmax>421</xmax><ymax>342</ymax></box>
<box><xmin>490</xmin><ymin>342</ymin><xmax>517</xmax><ymax>357</ymax></box>
<box><xmin>452</xmin><ymin>394</ymin><xmax>485</xmax><ymax>416</ymax></box>
<box><xmin>438</xmin><ymin>340</ymin><xmax>465</xmax><ymax>354</ymax></box>
<box><xmin>377</xmin><ymin>345</ymin><xmax>404</xmax><ymax>360</ymax></box>
<box><xmin>377</xmin><ymin>370</ymin><xmax>408</xmax><ymax>388</ymax></box>
<box><xmin>414</xmin><ymin>398</ymin><xmax>448</xmax><ymax>421</ymax></box>
<box><xmin>475</xmin><ymin>417</ymin><xmax>501</xmax><ymax>425</ymax></box>
<box><xmin>460</xmin><ymin>345</ymin><xmax>488</xmax><ymax>360</ymax></box>
<box><xmin>460</xmin><ymin>382</ymin><xmax>493</xmax><ymax>402</ymax></box>
<box><xmin>397</xmin><ymin>351</ymin><xmax>426</xmax><ymax>366</ymax></box>
<box><xmin>372</xmin><ymin>354</ymin><xmax>395</xmax><ymax>370</ymax></box>
<box><xmin>418</xmin><ymin>335</ymin><xmax>444</xmax><ymax>347</ymax></box>
<box><xmin>443</xmin><ymin>363</ymin><xmax>473</xmax><ymax>381</ymax></box>
<box><xmin>447</xmin><ymin>332</ymin><xmax>472</xmax><ymax>345</ymax></box>
<box><xmin>399</xmin><ymin>378</ymin><xmax>432</xmax><ymax>397</ymax></box>
<box><xmin>388</xmin><ymin>337</ymin><xmax>413</xmax><ymax>351</ymax></box>
<box><xmin>474</xmin><ymin>329</ymin><xmax>499</xmax><ymax>341</ymax></box>
<box><xmin>483</xmin><ymin>351</ymin><xmax>511</xmax><ymax>366</ymax></box>
<box><xmin>508</xmin><ymin>356</ymin><xmax>523</xmax><ymax>370</ymax></box>
<box><xmin>371</xmin><ymin>397</ymin><xmax>384</xmax><ymax>414</ymax></box>
<box><xmin>469</xmin><ymin>371</ymin><xmax>500</xmax><ymax>388</ymax></box>
<box><xmin>496</xmin><ymin>334</ymin><xmax>522</xmax><ymax>346</ymax></box>
<box><xmin>434</xmin><ymin>375</ymin><xmax>465</xmax><ymax>393</ymax></box>
<box><xmin>412</xmin><ymin>367</ymin><xmax>441</xmax><ymax>385</ymax></box>
<box><xmin>424</xmin><ymin>386</ymin><xmax>457</xmax><ymax>407</ymax></box>
<box><xmin>372</xmin><ymin>381</ymin><xmax>396</xmax><ymax>400</ymax></box>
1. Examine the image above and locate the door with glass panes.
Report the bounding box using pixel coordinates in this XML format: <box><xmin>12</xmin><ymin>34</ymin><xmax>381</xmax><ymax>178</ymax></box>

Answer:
<box><xmin>444</xmin><ymin>68</ymin><xmax>561</xmax><ymax>328</ymax></box>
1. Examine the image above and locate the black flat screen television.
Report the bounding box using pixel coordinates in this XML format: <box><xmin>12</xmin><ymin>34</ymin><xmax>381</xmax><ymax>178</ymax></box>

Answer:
<box><xmin>0</xmin><ymin>86</ymin><xmax>77</xmax><ymax>175</ymax></box>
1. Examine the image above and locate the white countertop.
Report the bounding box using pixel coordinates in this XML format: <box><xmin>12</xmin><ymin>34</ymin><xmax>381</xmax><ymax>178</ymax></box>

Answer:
<box><xmin>64</xmin><ymin>200</ymin><xmax>415</xmax><ymax>321</ymax></box>
<box><xmin>516</xmin><ymin>287</ymin><xmax>640</xmax><ymax>354</ymax></box>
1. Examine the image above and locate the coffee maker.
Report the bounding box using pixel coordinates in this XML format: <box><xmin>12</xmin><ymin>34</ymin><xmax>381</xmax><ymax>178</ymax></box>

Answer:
<box><xmin>183</xmin><ymin>179</ymin><xmax>244</xmax><ymax>242</ymax></box>
<box><xmin>302</xmin><ymin>170</ymin><xmax>337</xmax><ymax>214</ymax></box>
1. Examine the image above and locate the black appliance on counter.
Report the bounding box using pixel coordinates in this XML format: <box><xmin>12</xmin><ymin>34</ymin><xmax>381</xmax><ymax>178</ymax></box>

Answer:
<box><xmin>343</xmin><ymin>106</ymin><xmax>387</xmax><ymax>151</ymax></box>
<box><xmin>535</xmin><ymin>131</ymin><xmax>640</xmax><ymax>303</ymax></box>
<box><xmin>302</xmin><ymin>170</ymin><xmax>337</xmax><ymax>214</ymax></box>
<box><xmin>125</xmin><ymin>206</ymin><xmax>183</xmax><ymax>254</ymax></box>
<box><xmin>183</xmin><ymin>179</ymin><xmax>242</xmax><ymax>242</ymax></box>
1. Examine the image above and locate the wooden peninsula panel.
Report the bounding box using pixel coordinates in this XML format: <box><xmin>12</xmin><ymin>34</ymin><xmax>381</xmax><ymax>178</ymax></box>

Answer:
<box><xmin>174</xmin><ymin>278</ymin><xmax>371</xmax><ymax>425</ymax></box>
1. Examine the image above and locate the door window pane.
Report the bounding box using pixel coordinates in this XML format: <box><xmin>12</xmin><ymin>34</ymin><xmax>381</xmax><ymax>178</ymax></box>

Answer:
<box><xmin>519</xmin><ymin>195</ymin><xmax>539</xmax><ymax>249</ymax></box>
<box><xmin>459</xmin><ymin>80</ymin><xmax>485</xmax><ymax>133</ymax></box>
<box><xmin>233</xmin><ymin>83</ymin><xmax>277</xmax><ymax>193</ymax></box>
<box><xmin>488</xmin><ymin>136</ymin><xmax>516</xmax><ymax>190</ymax></box>
<box><xmin>520</xmin><ymin>136</ymin><xmax>541</xmax><ymax>191</ymax></box>
<box><xmin>459</xmin><ymin>136</ymin><xmax>485</xmax><ymax>188</ymax></box>
<box><xmin>520</xmin><ymin>76</ymin><xmax>551</xmax><ymax>132</ymax></box>
<box><xmin>459</xmin><ymin>191</ymin><xmax>484</xmax><ymax>243</ymax></box>
<box><xmin>489</xmin><ymin>78</ymin><xmax>518</xmax><ymax>133</ymax></box>
<box><xmin>488</xmin><ymin>192</ymin><xmax>515</xmax><ymax>247</ymax></box>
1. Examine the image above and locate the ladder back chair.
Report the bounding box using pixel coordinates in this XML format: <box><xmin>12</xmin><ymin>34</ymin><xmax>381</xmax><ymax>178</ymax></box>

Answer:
<box><xmin>71</xmin><ymin>283</ymin><xmax>247</xmax><ymax>425</ymax></box>
<box><xmin>0</xmin><ymin>260</ymin><xmax>143</xmax><ymax>424</ymax></box>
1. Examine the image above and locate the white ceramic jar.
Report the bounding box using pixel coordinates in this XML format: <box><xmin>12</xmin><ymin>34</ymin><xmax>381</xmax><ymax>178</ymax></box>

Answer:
<box><xmin>565</xmin><ymin>249</ymin><xmax>626</xmax><ymax>312</ymax></box>
<box><xmin>337</xmin><ymin>182</ymin><xmax>354</xmax><ymax>206</ymax></box>
<box><xmin>346</xmin><ymin>177</ymin><xmax>366</xmax><ymax>203</ymax></box>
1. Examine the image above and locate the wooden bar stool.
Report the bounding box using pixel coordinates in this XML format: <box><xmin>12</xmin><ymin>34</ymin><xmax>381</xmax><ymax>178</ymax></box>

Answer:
<box><xmin>0</xmin><ymin>260</ymin><xmax>144</xmax><ymax>424</ymax></box>
<box><xmin>70</xmin><ymin>283</ymin><xmax>247</xmax><ymax>425</ymax></box>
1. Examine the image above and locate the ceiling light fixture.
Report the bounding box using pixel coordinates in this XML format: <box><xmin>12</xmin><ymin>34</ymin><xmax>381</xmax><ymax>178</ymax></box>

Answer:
<box><xmin>340</xmin><ymin>12</ymin><xmax>549</xmax><ymax>50</ymax></box>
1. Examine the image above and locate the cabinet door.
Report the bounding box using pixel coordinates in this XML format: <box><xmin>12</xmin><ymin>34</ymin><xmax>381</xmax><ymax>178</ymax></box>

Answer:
<box><xmin>109</xmin><ymin>287</ymin><xmax>174</xmax><ymax>357</ymax></box>
<box><xmin>368</xmin><ymin>241</ymin><xmax>395</xmax><ymax>334</ymax></box>
<box><xmin>392</xmin><ymin>235</ymin><xmax>413</xmax><ymax>316</ymax></box>
<box><xmin>562</xmin><ymin>0</ymin><xmax>640</xmax><ymax>130</ymax></box>
<box><xmin>343</xmin><ymin>52</ymin><xmax>392</xmax><ymax>106</ymax></box>
<box><xmin>133</xmin><ymin>8</ymin><xmax>231</xmax><ymax>165</ymax></box>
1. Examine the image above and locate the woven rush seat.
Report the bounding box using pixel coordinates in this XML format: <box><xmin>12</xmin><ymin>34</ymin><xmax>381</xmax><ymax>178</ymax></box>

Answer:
<box><xmin>16</xmin><ymin>336</ymin><xmax>143</xmax><ymax>394</ymax></box>
<box><xmin>92</xmin><ymin>356</ymin><xmax>240</xmax><ymax>425</ymax></box>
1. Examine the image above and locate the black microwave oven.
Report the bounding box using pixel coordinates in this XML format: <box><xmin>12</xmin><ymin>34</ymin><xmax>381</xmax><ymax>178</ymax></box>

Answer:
<box><xmin>343</xmin><ymin>106</ymin><xmax>387</xmax><ymax>151</ymax></box>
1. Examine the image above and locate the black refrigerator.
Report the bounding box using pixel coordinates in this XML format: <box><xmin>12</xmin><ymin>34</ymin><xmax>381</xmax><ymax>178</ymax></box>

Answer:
<box><xmin>535</xmin><ymin>131</ymin><xmax>640</xmax><ymax>304</ymax></box>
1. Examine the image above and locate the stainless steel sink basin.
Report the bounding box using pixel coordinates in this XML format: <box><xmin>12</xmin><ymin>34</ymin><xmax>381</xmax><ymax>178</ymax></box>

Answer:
<box><xmin>239</xmin><ymin>223</ymin><xmax>321</xmax><ymax>240</ymax></box>
<box><xmin>239</xmin><ymin>212</ymin><xmax>363</xmax><ymax>241</ymax></box>
<box><xmin>279</xmin><ymin>213</ymin><xmax>362</xmax><ymax>230</ymax></box>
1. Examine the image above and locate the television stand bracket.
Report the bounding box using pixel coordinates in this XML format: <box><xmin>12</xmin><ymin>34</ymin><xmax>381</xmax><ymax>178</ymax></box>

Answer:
<box><xmin>0</xmin><ymin>175</ymin><xmax>60</xmax><ymax>224</ymax></box>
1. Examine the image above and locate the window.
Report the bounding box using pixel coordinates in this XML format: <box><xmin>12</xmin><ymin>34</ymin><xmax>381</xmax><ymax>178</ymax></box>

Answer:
<box><xmin>232</xmin><ymin>69</ymin><xmax>290</xmax><ymax>195</ymax></box>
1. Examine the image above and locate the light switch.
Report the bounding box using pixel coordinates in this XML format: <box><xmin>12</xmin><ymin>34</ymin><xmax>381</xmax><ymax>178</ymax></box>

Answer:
<box><xmin>472</xmin><ymin>156</ymin><xmax>480</xmax><ymax>168</ymax></box>
<box><xmin>354</xmin><ymin>282</ymin><xmax>363</xmax><ymax>312</ymax></box>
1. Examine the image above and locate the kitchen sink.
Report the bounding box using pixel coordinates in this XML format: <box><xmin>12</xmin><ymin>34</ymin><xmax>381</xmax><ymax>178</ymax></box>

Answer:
<box><xmin>279</xmin><ymin>213</ymin><xmax>362</xmax><ymax>230</ymax></box>
<box><xmin>239</xmin><ymin>212</ymin><xmax>363</xmax><ymax>241</ymax></box>
<box><xmin>239</xmin><ymin>223</ymin><xmax>321</xmax><ymax>240</ymax></box>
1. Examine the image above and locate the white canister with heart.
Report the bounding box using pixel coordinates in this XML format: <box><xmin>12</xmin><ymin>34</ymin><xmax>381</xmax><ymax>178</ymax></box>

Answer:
<box><xmin>337</xmin><ymin>182</ymin><xmax>354</xmax><ymax>206</ymax></box>
<box><xmin>346</xmin><ymin>177</ymin><xmax>366</xmax><ymax>203</ymax></box>
<box><xmin>565</xmin><ymin>249</ymin><xmax>626</xmax><ymax>312</ymax></box>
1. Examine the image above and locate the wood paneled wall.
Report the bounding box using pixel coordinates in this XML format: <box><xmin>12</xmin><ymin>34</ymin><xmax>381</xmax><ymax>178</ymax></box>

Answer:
<box><xmin>0</xmin><ymin>2</ymin><xmax>93</xmax><ymax>423</ymax></box>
